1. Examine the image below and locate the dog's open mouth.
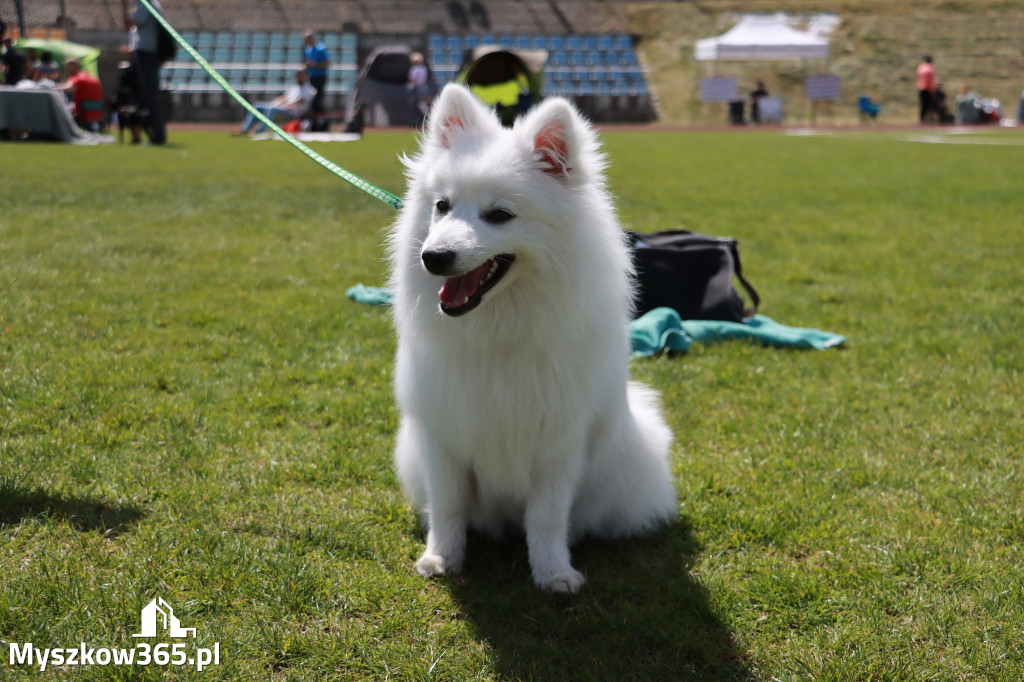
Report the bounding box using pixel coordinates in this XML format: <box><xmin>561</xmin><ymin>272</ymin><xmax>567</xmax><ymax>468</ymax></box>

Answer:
<box><xmin>438</xmin><ymin>254</ymin><xmax>515</xmax><ymax>317</ymax></box>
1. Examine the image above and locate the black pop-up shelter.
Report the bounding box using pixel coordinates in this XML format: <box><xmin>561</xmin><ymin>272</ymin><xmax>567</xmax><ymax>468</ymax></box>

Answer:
<box><xmin>346</xmin><ymin>45</ymin><xmax>438</xmax><ymax>127</ymax></box>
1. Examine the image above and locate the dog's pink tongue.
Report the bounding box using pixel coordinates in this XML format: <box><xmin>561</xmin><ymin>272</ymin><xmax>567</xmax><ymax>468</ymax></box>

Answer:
<box><xmin>439</xmin><ymin>260</ymin><xmax>491</xmax><ymax>307</ymax></box>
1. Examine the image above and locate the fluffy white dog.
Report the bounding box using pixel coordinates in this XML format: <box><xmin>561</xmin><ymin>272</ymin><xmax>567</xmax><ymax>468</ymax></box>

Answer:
<box><xmin>389</xmin><ymin>84</ymin><xmax>676</xmax><ymax>593</ymax></box>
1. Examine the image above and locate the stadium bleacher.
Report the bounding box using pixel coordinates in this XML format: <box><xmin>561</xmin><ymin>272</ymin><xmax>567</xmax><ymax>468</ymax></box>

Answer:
<box><xmin>425</xmin><ymin>33</ymin><xmax>646</xmax><ymax>98</ymax></box>
<box><xmin>162</xmin><ymin>30</ymin><xmax>646</xmax><ymax>107</ymax></box>
<box><xmin>160</xmin><ymin>30</ymin><xmax>360</xmax><ymax>107</ymax></box>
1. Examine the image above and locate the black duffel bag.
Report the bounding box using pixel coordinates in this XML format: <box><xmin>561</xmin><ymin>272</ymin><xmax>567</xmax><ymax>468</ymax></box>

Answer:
<box><xmin>628</xmin><ymin>230</ymin><xmax>761</xmax><ymax>322</ymax></box>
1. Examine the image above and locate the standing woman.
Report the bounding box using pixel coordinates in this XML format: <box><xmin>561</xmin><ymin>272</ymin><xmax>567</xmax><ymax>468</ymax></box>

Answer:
<box><xmin>123</xmin><ymin>0</ymin><xmax>167</xmax><ymax>145</ymax></box>
<box><xmin>915</xmin><ymin>55</ymin><xmax>936</xmax><ymax>125</ymax></box>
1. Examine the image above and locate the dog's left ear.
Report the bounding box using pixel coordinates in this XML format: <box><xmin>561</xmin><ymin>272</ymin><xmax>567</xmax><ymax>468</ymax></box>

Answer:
<box><xmin>518</xmin><ymin>99</ymin><xmax>581</xmax><ymax>182</ymax></box>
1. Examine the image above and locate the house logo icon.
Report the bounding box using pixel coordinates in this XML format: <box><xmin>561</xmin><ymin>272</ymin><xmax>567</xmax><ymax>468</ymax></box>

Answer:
<box><xmin>132</xmin><ymin>597</ymin><xmax>197</xmax><ymax>638</ymax></box>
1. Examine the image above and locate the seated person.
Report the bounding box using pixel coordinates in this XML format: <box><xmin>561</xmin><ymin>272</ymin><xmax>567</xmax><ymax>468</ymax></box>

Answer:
<box><xmin>35</xmin><ymin>51</ymin><xmax>61</xmax><ymax>83</ymax></box>
<box><xmin>57</xmin><ymin>58</ymin><xmax>105</xmax><ymax>132</ymax></box>
<box><xmin>237</xmin><ymin>69</ymin><xmax>315</xmax><ymax>136</ymax></box>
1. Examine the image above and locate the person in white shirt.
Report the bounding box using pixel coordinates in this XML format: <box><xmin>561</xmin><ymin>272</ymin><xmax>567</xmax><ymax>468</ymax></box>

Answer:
<box><xmin>237</xmin><ymin>69</ymin><xmax>316</xmax><ymax>135</ymax></box>
<box><xmin>408</xmin><ymin>52</ymin><xmax>431</xmax><ymax>124</ymax></box>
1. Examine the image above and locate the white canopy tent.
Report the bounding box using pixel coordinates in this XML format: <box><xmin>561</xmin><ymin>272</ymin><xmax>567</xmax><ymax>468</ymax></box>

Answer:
<box><xmin>695</xmin><ymin>14</ymin><xmax>830</xmax><ymax>62</ymax></box>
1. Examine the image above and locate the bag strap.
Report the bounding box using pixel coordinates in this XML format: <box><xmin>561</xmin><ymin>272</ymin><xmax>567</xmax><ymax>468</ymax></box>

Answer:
<box><xmin>726</xmin><ymin>239</ymin><xmax>761</xmax><ymax>317</ymax></box>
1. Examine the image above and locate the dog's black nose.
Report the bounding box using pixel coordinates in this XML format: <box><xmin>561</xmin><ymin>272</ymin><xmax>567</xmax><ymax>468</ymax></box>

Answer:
<box><xmin>421</xmin><ymin>249</ymin><xmax>457</xmax><ymax>276</ymax></box>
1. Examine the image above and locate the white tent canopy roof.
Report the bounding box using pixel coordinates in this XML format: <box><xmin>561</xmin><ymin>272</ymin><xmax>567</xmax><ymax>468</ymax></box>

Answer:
<box><xmin>695</xmin><ymin>14</ymin><xmax>830</xmax><ymax>61</ymax></box>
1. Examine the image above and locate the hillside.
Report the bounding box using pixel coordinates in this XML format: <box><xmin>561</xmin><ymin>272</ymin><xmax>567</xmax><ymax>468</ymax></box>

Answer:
<box><xmin>625</xmin><ymin>0</ymin><xmax>1024</xmax><ymax>125</ymax></box>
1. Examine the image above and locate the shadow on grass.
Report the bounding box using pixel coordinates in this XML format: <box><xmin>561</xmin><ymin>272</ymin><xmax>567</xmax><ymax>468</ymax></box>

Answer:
<box><xmin>448</xmin><ymin>520</ymin><xmax>750</xmax><ymax>681</ymax></box>
<box><xmin>0</xmin><ymin>478</ymin><xmax>144</xmax><ymax>537</ymax></box>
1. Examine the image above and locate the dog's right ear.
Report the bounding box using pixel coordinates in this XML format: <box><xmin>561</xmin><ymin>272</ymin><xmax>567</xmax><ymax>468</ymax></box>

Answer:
<box><xmin>425</xmin><ymin>84</ymin><xmax>494</xmax><ymax>149</ymax></box>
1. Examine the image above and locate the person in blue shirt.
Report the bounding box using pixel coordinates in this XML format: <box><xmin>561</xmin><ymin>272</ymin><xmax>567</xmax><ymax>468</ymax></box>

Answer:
<box><xmin>302</xmin><ymin>31</ymin><xmax>330</xmax><ymax>113</ymax></box>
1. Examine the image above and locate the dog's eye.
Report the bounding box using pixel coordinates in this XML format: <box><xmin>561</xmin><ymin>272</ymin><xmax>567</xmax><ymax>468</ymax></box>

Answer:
<box><xmin>435</xmin><ymin>199</ymin><xmax>451</xmax><ymax>214</ymax></box>
<box><xmin>483</xmin><ymin>208</ymin><xmax>515</xmax><ymax>225</ymax></box>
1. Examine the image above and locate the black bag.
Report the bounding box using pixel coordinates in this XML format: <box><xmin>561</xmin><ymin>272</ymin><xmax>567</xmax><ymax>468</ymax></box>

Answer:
<box><xmin>629</xmin><ymin>230</ymin><xmax>760</xmax><ymax>322</ymax></box>
<box><xmin>156</xmin><ymin>21</ymin><xmax>176</xmax><ymax>63</ymax></box>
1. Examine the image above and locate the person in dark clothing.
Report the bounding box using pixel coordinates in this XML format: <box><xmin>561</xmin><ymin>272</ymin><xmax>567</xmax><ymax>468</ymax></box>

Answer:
<box><xmin>749</xmin><ymin>80</ymin><xmax>769</xmax><ymax>124</ymax></box>
<box><xmin>123</xmin><ymin>0</ymin><xmax>167</xmax><ymax>145</ymax></box>
<box><xmin>1</xmin><ymin>36</ymin><xmax>27</xmax><ymax>85</ymax></box>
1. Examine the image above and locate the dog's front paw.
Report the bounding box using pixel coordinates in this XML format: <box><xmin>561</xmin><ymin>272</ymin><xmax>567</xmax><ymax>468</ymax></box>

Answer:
<box><xmin>415</xmin><ymin>552</ymin><xmax>462</xmax><ymax>578</ymax></box>
<box><xmin>536</xmin><ymin>568</ymin><xmax>586</xmax><ymax>595</ymax></box>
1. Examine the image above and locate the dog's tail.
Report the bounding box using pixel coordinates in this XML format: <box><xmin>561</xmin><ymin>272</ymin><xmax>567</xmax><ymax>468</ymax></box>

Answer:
<box><xmin>573</xmin><ymin>383</ymin><xmax>676</xmax><ymax>540</ymax></box>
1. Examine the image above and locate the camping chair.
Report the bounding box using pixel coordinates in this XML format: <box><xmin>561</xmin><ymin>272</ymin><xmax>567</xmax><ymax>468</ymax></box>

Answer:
<box><xmin>757</xmin><ymin>96</ymin><xmax>783</xmax><ymax>124</ymax></box>
<box><xmin>858</xmin><ymin>95</ymin><xmax>881</xmax><ymax>121</ymax></box>
<box><xmin>78</xmin><ymin>98</ymin><xmax>105</xmax><ymax>133</ymax></box>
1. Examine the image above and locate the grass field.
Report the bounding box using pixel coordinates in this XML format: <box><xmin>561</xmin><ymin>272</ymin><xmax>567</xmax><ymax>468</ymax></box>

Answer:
<box><xmin>1</xmin><ymin>126</ymin><xmax>1023</xmax><ymax>680</ymax></box>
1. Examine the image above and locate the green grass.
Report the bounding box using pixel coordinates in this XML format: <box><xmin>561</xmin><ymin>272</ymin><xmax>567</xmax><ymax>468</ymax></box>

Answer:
<box><xmin>1</xmin><ymin>127</ymin><xmax>1023</xmax><ymax>680</ymax></box>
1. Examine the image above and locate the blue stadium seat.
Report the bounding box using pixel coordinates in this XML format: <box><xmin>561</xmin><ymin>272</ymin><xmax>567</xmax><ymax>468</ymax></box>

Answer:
<box><xmin>548</xmin><ymin>36</ymin><xmax>564</xmax><ymax>50</ymax></box>
<box><xmin>341</xmin><ymin>33</ymin><xmax>357</xmax><ymax>49</ymax></box>
<box><xmin>197</xmin><ymin>32</ymin><xmax>215</xmax><ymax>49</ymax></box>
<box><xmin>265</xmin><ymin>67</ymin><xmax>289</xmax><ymax>85</ymax></box>
<box><xmin>597</xmin><ymin>35</ymin><xmax>614</xmax><ymax>51</ymax></box>
<box><xmin>566</xmin><ymin>35</ymin><xmax>581</xmax><ymax>50</ymax></box>
<box><xmin>231</xmin><ymin>49</ymin><xmax>248</xmax><ymax>63</ymax></box>
<box><xmin>213</xmin><ymin>48</ymin><xmax>230</xmax><ymax>63</ymax></box>
<box><xmin>428</xmin><ymin>34</ymin><xmax>444</xmax><ymax>50</ymax></box>
<box><xmin>270</xmin><ymin>33</ymin><xmax>288</xmax><ymax>48</ymax></box>
<box><xmin>614</xmin><ymin>35</ymin><xmax>632</xmax><ymax>51</ymax></box>
<box><xmin>234</xmin><ymin>34</ymin><xmax>251</xmax><ymax>48</ymax></box>
<box><xmin>446</xmin><ymin>35</ymin><xmax>462</xmax><ymax>50</ymax></box>
<box><xmin>323</xmin><ymin>33</ymin><xmax>341</xmax><ymax>49</ymax></box>
<box><xmin>215</xmin><ymin>33</ymin><xmax>232</xmax><ymax>48</ymax></box>
<box><xmin>267</xmin><ymin>47</ymin><xmax>286</xmax><ymax>63</ymax></box>
<box><xmin>180</xmin><ymin>31</ymin><xmax>197</xmax><ymax>46</ymax></box>
<box><xmin>464</xmin><ymin>35</ymin><xmax>479</xmax><ymax>49</ymax></box>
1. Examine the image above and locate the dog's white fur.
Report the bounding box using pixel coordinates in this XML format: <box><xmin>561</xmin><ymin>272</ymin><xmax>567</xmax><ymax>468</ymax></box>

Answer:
<box><xmin>389</xmin><ymin>84</ymin><xmax>676</xmax><ymax>593</ymax></box>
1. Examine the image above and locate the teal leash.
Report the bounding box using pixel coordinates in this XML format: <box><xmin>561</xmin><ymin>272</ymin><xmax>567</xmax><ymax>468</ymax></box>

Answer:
<box><xmin>137</xmin><ymin>0</ymin><xmax>404</xmax><ymax>211</ymax></box>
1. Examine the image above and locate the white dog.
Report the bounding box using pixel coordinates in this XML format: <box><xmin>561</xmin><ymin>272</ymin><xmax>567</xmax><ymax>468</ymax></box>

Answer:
<box><xmin>389</xmin><ymin>84</ymin><xmax>676</xmax><ymax>593</ymax></box>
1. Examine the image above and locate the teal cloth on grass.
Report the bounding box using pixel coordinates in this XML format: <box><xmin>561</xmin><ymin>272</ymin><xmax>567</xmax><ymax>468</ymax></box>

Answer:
<box><xmin>630</xmin><ymin>307</ymin><xmax>845</xmax><ymax>357</ymax></box>
<box><xmin>346</xmin><ymin>284</ymin><xmax>394</xmax><ymax>306</ymax></box>
<box><xmin>345</xmin><ymin>285</ymin><xmax>846</xmax><ymax>356</ymax></box>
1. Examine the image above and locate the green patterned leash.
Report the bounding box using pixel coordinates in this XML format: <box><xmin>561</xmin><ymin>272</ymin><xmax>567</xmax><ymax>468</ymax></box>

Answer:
<box><xmin>136</xmin><ymin>0</ymin><xmax>404</xmax><ymax>210</ymax></box>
